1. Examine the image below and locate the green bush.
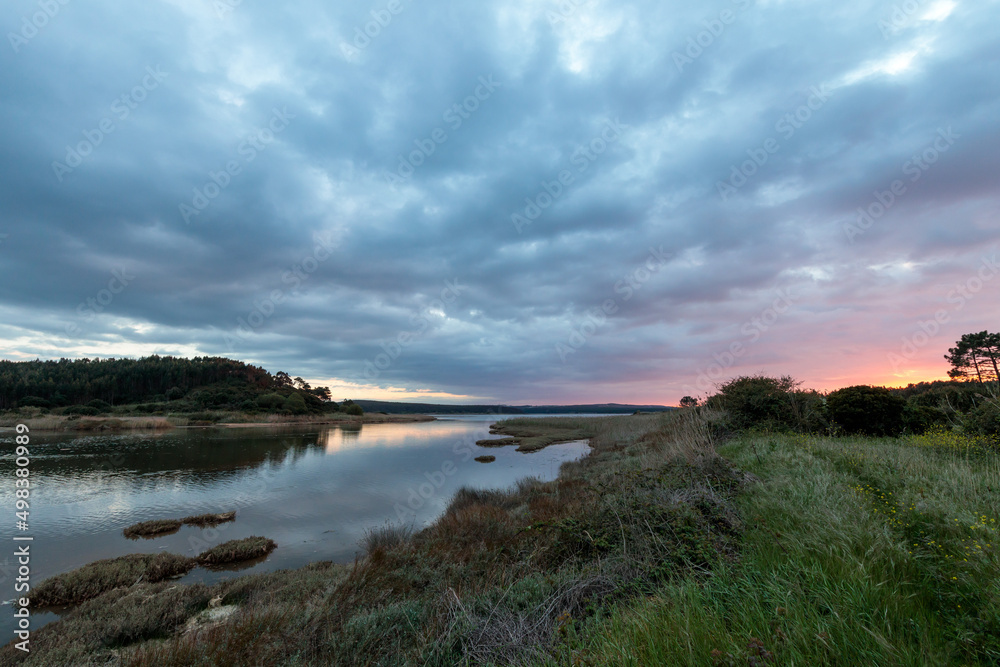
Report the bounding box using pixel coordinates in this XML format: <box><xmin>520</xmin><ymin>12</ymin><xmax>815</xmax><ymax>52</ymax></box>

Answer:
<box><xmin>256</xmin><ymin>393</ymin><xmax>286</xmax><ymax>410</ymax></box>
<box><xmin>166</xmin><ymin>386</ymin><xmax>185</xmax><ymax>401</ymax></box>
<box><xmin>826</xmin><ymin>385</ymin><xmax>905</xmax><ymax>436</ymax></box>
<box><xmin>284</xmin><ymin>393</ymin><xmax>308</xmax><ymax>415</ymax></box>
<box><xmin>706</xmin><ymin>375</ymin><xmax>801</xmax><ymax>431</ymax></box>
<box><xmin>964</xmin><ymin>400</ymin><xmax>1000</xmax><ymax>436</ymax></box>
<box><xmin>20</xmin><ymin>396</ymin><xmax>51</xmax><ymax>408</ymax></box>
<box><xmin>902</xmin><ymin>401</ymin><xmax>948</xmax><ymax>434</ymax></box>
<box><xmin>345</xmin><ymin>403</ymin><xmax>364</xmax><ymax>416</ymax></box>
<box><xmin>86</xmin><ymin>399</ymin><xmax>112</xmax><ymax>411</ymax></box>
<box><xmin>64</xmin><ymin>405</ymin><xmax>101</xmax><ymax>416</ymax></box>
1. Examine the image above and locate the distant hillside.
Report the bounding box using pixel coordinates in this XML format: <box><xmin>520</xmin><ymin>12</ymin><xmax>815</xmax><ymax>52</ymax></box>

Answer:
<box><xmin>355</xmin><ymin>400</ymin><xmax>674</xmax><ymax>415</ymax></box>
<box><xmin>0</xmin><ymin>356</ymin><xmax>333</xmax><ymax>413</ymax></box>
<box><xmin>518</xmin><ymin>404</ymin><xmax>675</xmax><ymax>414</ymax></box>
<box><xmin>354</xmin><ymin>401</ymin><xmax>524</xmax><ymax>415</ymax></box>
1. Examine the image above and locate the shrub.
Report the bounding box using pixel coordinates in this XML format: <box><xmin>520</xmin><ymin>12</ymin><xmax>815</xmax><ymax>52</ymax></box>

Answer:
<box><xmin>706</xmin><ymin>375</ymin><xmax>800</xmax><ymax>431</ymax></box>
<box><xmin>64</xmin><ymin>405</ymin><xmax>101</xmax><ymax>416</ymax></box>
<box><xmin>964</xmin><ymin>399</ymin><xmax>1000</xmax><ymax>436</ymax></box>
<box><xmin>256</xmin><ymin>393</ymin><xmax>286</xmax><ymax>410</ymax></box>
<box><xmin>19</xmin><ymin>396</ymin><xmax>51</xmax><ymax>408</ymax></box>
<box><xmin>86</xmin><ymin>399</ymin><xmax>113</xmax><ymax>411</ymax></box>
<box><xmin>345</xmin><ymin>403</ymin><xmax>364</xmax><ymax>416</ymax></box>
<box><xmin>826</xmin><ymin>385</ymin><xmax>905</xmax><ymax>436</ymax></box>
<box><xmin>284</xmin><ymin>393</ymin><xmax>308</xmax><ymax>415</ymax></box>
<box><xmin>166</xmin><ymin>386</ymin><xmax>185</xmax><ymax>401</ymax></box>
<box><xmin>902</xmin><ymin>401</ymin><xmax>948</xmax><ymax>434</ymax></box>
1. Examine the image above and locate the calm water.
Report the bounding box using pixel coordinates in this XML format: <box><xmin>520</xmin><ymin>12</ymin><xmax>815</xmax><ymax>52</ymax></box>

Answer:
<box><xmin>0</xmin><ymin>416</ymin><xmax>590</xmax><ymax>642</ymax></box>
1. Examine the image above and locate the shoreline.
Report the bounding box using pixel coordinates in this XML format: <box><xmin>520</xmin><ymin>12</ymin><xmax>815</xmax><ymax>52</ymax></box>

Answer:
<box><xmin>0</xmin><ymin>413</ymin><xmax>437</xmax><ymax>433</ymax></box>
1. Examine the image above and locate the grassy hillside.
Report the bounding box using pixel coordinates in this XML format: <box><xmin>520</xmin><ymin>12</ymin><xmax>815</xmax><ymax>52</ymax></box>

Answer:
<box><xmin>581</xmin><ymin>429</ymin><xmax>999</xmax><ymax>665</ymax></box>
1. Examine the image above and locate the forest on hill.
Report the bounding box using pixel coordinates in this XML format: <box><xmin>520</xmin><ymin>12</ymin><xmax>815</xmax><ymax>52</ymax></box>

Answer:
<box><xmin>0</xmin><ymin>356</ymin><xmax>340</xmax><ymax>415</ymax></box>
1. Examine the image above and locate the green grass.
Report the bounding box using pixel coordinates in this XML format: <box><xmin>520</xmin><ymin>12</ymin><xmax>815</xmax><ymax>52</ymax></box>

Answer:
<box><xmin>575</xmin><ymin>432</ymin><xmax>1000</xmax><ymax>666</ymax></box>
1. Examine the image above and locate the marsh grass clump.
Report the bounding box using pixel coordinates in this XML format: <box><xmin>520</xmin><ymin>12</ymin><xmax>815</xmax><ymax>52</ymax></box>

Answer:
<box><xmin>197</xmin><ymin>537</ymin><xmax>277</xmax><ymax>566</ymax></box>
<box><xmin>30</xmin><ymin>553</ymin><xmax>196</xmax><ymax>607</ymax></box>
<box><xmin>181</xmin><ymin>511</ymin><xmax>236</xmax><ymax>527</ymax></box>
<box><xmin>123</xmin><ymin>518</ymin><xmax>183</xmax><ymax>539</ymax></box>
<box><xmin>124</xmin><ymin>512</ymin><xmax>236</xmax><ymax>539</ymax></box>
<box><xmin>361</xmin><ymin>523</ymin><xmax>415</xmax><ymax>555</ymax></box>
<box><xmin>483</xmin><ymin>418</ymin><xmax>595</xmax><ymax>452</ymax></box>
<box><xmin>474</xmin><ymin>455</ymin><xmax>496</xmax><ymax>463</ymax></box>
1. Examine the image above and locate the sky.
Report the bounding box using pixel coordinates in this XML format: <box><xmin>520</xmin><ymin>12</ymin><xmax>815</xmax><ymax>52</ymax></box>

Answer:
<box><xmin>1</xmin><ymin>0</ymin><xmax>998</xmax><ymax>405</ymax></box>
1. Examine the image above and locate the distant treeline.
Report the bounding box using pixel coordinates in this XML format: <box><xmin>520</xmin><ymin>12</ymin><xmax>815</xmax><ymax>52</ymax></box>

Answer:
<box><xmin>354</xmin><ymin>401</ymin><xmax>674</xmax><ymax>415</ymax></box>
<box><xmin>683</xmin><ymin>375</ymin><xmax>998</xmax><ymax>438</ymax></box>
<box><xmin>354</xmin><ymin>401</ymin><xmax>523</xmax><ymax>415</ymax></box>
<box><xmin>0</xmin><ymin>356</ymin><xmax>337</xmax><ymax>414</ymax></box>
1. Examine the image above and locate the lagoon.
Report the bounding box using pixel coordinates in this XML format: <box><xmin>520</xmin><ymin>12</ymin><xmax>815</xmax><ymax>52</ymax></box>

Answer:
<box><xmin>0</xmin><ymin>416</ymin><xmax>589</xmax><ymax>643</ymax></box>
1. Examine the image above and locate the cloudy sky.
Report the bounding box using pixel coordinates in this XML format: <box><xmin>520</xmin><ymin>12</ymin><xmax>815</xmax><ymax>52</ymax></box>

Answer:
<box><xmin>1</xmin><ymin>0</ymin><xmax>997</xmax><ymax>405</ymax></box>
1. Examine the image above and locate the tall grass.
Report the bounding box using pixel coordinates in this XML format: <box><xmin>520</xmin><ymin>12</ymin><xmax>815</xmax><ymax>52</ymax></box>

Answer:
<box><xmin>361</xmin><ymin>523</ymin><xmax>414</xmax><ymax>555</ymax></box>
<box><xmin>578</xmin><ymin>432</ymin><xmax>1000</xmax><ymax>665</ymax></box>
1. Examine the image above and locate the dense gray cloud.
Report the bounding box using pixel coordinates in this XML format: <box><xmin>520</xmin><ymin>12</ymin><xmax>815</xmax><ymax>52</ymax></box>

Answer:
<box><xmin>1</xmin><ymin>0</ymin><xmax>998</xmax><ymax>404</ymax></box>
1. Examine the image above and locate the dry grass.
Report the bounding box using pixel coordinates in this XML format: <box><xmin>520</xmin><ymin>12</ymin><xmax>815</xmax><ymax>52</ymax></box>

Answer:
<box><xmin>0</xmin><ymin>415</ymin><xmax>174</xmax><ymax>432</ymax></box>
<box><xmin>361</xmin><ymin>523</ymin><xmax>415</xmax><ymax>555</ymax></box>
<box><xmin>181</xmin><ymin>511</ymin><xmax>236</xmax><ymax>527</ymax></box>
<box><xmin>123</xmin><ymin>519</ymin><xmax>183</xmax><ymax>539</ymax></box>
<box><xmin>123</xmin><ymin>512</ymin><xmax>235</xmax><ymax>539</ymax></box>
<box><xmin>30</xmin><ymin>554</ymin><xmax>195</xmax><ymax>607</ymax></box>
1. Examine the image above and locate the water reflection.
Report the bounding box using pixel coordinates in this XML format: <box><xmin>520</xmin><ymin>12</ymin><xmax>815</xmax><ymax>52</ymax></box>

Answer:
<box><xmin>0</xmin><ymin>417</ymin><xmax>590</xmax><ymax>642</ymax></box>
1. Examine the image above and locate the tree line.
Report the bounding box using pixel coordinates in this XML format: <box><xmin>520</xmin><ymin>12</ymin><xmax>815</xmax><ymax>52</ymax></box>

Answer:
<box><xmin>678</xmin><ymin>331</ymin><xmax>1000</xmax><ymax>437</ymax></box>
<box><xmin>0</xmin><ymin>356</ymin><xmax>334</xmax><ymax>412</ymax></box>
